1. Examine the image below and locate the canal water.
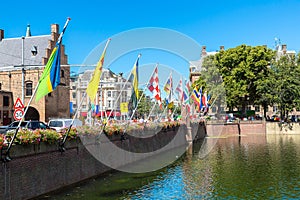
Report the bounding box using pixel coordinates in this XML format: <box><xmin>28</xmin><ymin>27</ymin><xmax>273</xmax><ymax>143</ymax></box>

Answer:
<box><xmin>36</xmin><ymin>134</ymin><xmax>300</xmax><ymax>199</ymax></box>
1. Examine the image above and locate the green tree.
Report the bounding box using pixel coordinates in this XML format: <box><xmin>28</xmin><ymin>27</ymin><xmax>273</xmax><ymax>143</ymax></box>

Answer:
<box><xmin>133</xmin><ymin>90</ymin><xmax>152</xmax><ymax>119</ymax></box>
<box><xmin>255</xmin><ymin>67</ymin><xmax>277</xmax><ymax>119</ymax></box>
<box><xmin>271</xmin><ymin>54</ymin><xmax>300</xmax><ymax>120</ymax></box>
<box><xmin>215</xmin><ymin>45</ymin><xmax>274</xmax><ymax>116</ymax></box>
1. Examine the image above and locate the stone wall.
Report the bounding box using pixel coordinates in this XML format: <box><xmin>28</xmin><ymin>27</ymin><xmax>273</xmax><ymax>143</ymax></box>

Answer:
<box><xmin>206</xmin><ymin>121</ymin><xmax>266</xmax><ymax>136</ymax></box>
<box><xmin>0</xmin><ymin>123</ymin><xmax>208</xmax><ymax>200</ymax></box>
<box><xmin>266</xmin><ymin>122</ymin><xmax>300</xmax><ymax>134</ymax></box>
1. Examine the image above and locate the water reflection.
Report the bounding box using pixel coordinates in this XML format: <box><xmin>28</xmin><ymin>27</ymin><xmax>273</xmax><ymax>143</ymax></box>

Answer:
<box><xmin>37</xmin><ymin>134</ymin><xmax>300</xmax><ymax>199</ymax></box>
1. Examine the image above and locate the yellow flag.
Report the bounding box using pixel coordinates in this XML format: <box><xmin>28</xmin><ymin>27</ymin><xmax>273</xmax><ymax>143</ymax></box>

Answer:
<box><xmin>86</xmin><ymin>39</ymin><xmax>111</xmax><ymax>102</ymax></box>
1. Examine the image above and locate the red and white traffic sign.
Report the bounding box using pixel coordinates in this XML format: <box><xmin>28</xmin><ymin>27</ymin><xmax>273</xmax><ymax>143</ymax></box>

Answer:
<box><xmin>14</xmin><ymin>109</ymin><xmax>24</xmax><ymax>121</ymax></box>
<box><xmin>14</xmin><ymin>98</ymin><xmax>24</xmax><ymax>109</ymax></box>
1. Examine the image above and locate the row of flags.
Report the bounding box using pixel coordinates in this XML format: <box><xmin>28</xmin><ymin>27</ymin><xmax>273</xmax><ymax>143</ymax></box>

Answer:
<box><xmin>146</xmin><ymin>65</ymin><xmax>212</xmax><ymax>115</ymax></box>
<box><xmin>192</xmin><ymin>87</ymin><xmax>212</xmax><ymax>113</ymax></box>
<box><xmin>33</xmin><ymin>18</ymin><xmax>212</xmax><ymax>118</ymax></box>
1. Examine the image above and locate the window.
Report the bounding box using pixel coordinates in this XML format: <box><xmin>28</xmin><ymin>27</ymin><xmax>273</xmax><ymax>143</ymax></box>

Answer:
<box><xmin>107</xmin><ymin>91</ymin><xmax>112</xmax><ymax>97</ymax></box>
<box><xmin>0</xmin><ymin>83</ymin><xmax>2</xmax><ymax>90</ymax></box>
<box><xmin>255</xmin><ymin>106</ymin><xmax>260</xmax><ymax>112</ymax></box>
<box><xmin>31</xmin><ymin>45</ymin><xmax>38</xmax><ymax>56</ymax></box>
<box><xmin>247</xmin><ymin>105</ymin><xmax>251</xmax><ymax>111</ymax></box>
<box><xmin>61</xmin><ymin>70</ymin><xmax>65</xmax><ymax>78</ymax></box>
<box><xmin>3</xmin><ymin>96</ymin><xmax>9</xmax><ymax>106</ymax></box>
<box><xmin>273</xmin><ymin>106</ymin><xmax>278</xmax><ymax>112</ymax></box>
<box><xmin>72</xmin><ymin>92</ymin><xmax>76</xmax><ymax>99</ymax></box>
<box><xmin>212</xmin><ymin>106</ymin><xmax>217</xmax><ymax>112</ymax></box>
<box><xmin>108</xmin><ymin>100</ymin><xmax>111</xmax><ymax>108</ymax></box>
<box><xmin>25</xmin><ymin>82</ymin><xmax>33</xmax><ymax>96</ymax></box>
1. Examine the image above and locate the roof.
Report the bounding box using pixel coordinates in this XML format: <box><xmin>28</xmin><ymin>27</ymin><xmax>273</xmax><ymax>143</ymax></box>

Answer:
<box><xmin>0</xmin><ymin>35</ymin><xmax>51</xmax><ymax>68</ymax></box>
<box><xmin>190</xmin><ymin>51</ymin><xmax>218</xmax><ymax>72</ymax></box>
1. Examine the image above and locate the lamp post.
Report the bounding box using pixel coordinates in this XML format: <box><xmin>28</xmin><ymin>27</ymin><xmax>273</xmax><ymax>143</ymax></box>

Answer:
<box><xmin>21</xmin><ymin>36</ymin><xmax>25</xmax><ymax>104</ymax></box>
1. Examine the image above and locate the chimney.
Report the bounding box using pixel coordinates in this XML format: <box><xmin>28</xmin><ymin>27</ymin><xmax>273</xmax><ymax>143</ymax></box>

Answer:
<box><xmin>0</xmin><ymin>29</ymin><xmax>4</xmax><ymax>41</ymax></box>
<box><xmin>282</xmin><ymin>44</ymin><xmax>287</xmax><ymax>54</ymax></box>
<box><xmin>26</xmin><ymin>24</ymin><xmax>31</xmax><ymax>37</ymax></box>
<box><xmin>220</xmin><ymin>46</ymin><xmax>225</xmax><ymax>51</ymax></box>
<box><xmin>201</xmin><ymin>46</ymin><xmax>207</xmax><ymax>56</ymax></box>
<box><xmin>51</xmin><ymin>24</ymin><xmax>59</xmax><ymax>42</ymax></box>
<box><xmin>51</xmin><ymin>24</ymin><xmax>59</xmax><ymax>33</ymax></box>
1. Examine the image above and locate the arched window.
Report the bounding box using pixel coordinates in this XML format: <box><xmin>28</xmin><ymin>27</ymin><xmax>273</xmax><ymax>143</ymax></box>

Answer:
<box><xmin>61</xmin><ymin>69</ymin><xmax>65</xmax><ymax>78</ymax></box>
<box><xmin>25</xmin><ymin>81</ymin><xmax>33</xmax><ymax>96</ymax></box>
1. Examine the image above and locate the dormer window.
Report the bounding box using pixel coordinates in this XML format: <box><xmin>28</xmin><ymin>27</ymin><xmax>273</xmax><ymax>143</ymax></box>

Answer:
<box><xmin>31</xmin><ymin>45</ymin><xmax>38</xmax><ymax>56</ymax></box>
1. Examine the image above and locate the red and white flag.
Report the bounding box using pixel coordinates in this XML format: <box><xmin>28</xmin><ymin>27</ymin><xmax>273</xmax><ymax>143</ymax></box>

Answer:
<box><xmin>175</xmin><ymin>79</ymin><xmax>183</xmax><ymax>102</ymax></box>
<box><xmin>147</xmin><ymin>66</ymin><xmax>162</xmax><ymax>109</ymax></box>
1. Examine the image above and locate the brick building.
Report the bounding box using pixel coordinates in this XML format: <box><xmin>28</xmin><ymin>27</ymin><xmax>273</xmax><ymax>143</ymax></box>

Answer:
<box><xmin>0</xmin><ymin>24</ymin><xmax>70</xmax><ymax>123</ymax></box>
<box><xmin>0</xmin><ymin>90</ymin><xmax>13</xmax><ymax>125</ymax></box>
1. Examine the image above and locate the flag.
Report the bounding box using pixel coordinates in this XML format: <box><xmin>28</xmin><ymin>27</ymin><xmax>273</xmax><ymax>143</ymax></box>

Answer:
<box><xmin>207</xmin><ymin>94</ymin><xmax>213</xmax><ymax>107</ymax></box>
<box><xmin>164</xmin><ymin>73</ymin><xmax>172</xmax><ymax>94</ymax></box>
<box><xmin>147</xmin><ymin>66</ymin><xmax>162</xmax><ymax>109</ymax></box>
<box><xmin>129</xmin><ymin>54</ymin><xmax>141</xmax><ymax>108</ymax></box>
<box><xmin>35</xmin><ymin>18</ymin><xmax>70</xmax><ymax>101</ymax></box>
<box><xmin>164</xmin><ymin>72</ymin><xmax>173</xmax><ymax>105</ymax></box>
<box><xmin>175</xmin><ymin>79</ymin><xmax>183</xmax><ymax>102</ymax></box>
<box><xmin>199</xmin><ymin>87</ymin><xmax>203</xmax><ymax>111</ymax></box>
<box><xmin>201</xmin><ymin>91</ymin><xmax>207</xmax><ymax>110</ymax></box>
<box><xmin>183</xmin><ymin>80</ymin><xmax>190</xmax><ymax>105</ymax></box>
<box><xmin>86</xmin><ymin>39</ymin><xmax>111</xmax><ymax>102</ymax></box>
<box><xmin>192</xmin><ymin>87</ymin><xmax>200</xmax><ymax>110</ymax></box>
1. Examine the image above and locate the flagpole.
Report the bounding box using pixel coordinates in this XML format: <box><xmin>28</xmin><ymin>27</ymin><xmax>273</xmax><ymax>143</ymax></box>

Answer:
<box><xmin>158</xmin><ymin>73</ymin><xmax>174</xmax><ymax>122</ymax></box>
<box><xmin>122</xmin><ymin>63</ymin><xmax>159</xmax><ymax>134</ymax></box>
<box><xmin>3</xmin><ymin>83</ymin><xmax>40</xmax><ymax>161</ymax></box>
<box><xmin>146</xmin><ymin>101</ymin><xmax>157</xmax><ymax>121</ymax></box>
<box><xmin>129</xmin><ymin>63</ymin><xmax>158</xmax><ymax>120</ymax></box>
<box><xmin>57</xmin><ymin>17</ymin><xmax>71</xmax><ymax>44</ymax></box>
<box><xmin>2</xmin><ymin>18</ymin><xmax>71</xmax><ymax>162</ymax></box>
<box><xmin>106</xmin><ymin>54</ymin><xmax>141</xmax><ymax>120</ymax></box>
<box><xmin>59</xmin><ymin>93</ymin><xmax>86</xmax><ymax>152</ymax></box>
<box><xmin>95</xmin><ymin>54</ymin><xmax>141</xmax><ymax>138</ymax></box>
<box><xmin>127</xmin><ymin>64</ymin><xmax>157</xmax><ymax>120</ymax></box>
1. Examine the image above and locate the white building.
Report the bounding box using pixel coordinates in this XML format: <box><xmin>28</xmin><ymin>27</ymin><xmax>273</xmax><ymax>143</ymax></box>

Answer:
<box><xmin>73</xmin><ymin>69</ymin><xmax>132</xmax><ymax>119</ymax></box>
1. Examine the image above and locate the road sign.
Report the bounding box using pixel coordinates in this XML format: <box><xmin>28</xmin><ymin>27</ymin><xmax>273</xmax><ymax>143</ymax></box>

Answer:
<box><xmin>14</xmin><ymin>109</ymin><xmax>24</xmax><ymax>121</ymax></box>
<box><xmin>14</xmin><ymin>98</ymin><xmax>24</xmax><ymax>109</ymax></box>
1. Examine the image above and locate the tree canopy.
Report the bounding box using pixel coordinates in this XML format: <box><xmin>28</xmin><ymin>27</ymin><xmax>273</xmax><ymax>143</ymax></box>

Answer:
<box><xmin>214</xmin><ymin>45</ymin><xmax>275</xmax><ymax>116</ymax></box>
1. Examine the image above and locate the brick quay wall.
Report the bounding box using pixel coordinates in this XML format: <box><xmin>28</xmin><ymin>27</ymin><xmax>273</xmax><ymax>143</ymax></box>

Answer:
<box><xmin>0</xmin><ymin>123</ymin><xmax>207</xmax><ymax>200</ymax></box>
<box><xmin>206</xmin><ymin>120</ymin><xmax>300</xmax><ymax>136</ymax></box>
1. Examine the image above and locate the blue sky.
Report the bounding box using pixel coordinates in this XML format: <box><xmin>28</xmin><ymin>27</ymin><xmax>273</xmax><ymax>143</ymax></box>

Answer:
<box><xmin>1</xmin><ymin>0</ymin><xmax>300</xmax><ymax>80</ymax></box>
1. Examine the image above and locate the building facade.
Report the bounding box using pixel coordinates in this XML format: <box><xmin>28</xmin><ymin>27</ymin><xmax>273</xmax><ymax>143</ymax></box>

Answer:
<box><xmin>73</xmin><ymin>69</ymin><xmax>132</xmax><ymax>119</ymax></box>
<box><xmin>0</xmin><ymin>24</ymin><xmax>70</xmax><ymax>123</ymax></box>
